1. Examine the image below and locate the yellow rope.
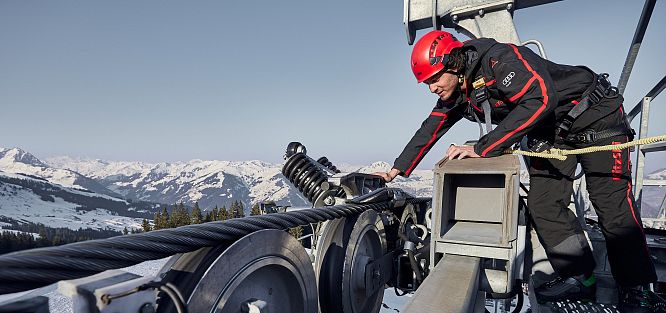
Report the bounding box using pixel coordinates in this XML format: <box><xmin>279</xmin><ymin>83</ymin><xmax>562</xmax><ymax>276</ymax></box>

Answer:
<box><xmin>506</xmin><ymin>135</ymin><xmax>666</xmax><ymax>161</ymax></box>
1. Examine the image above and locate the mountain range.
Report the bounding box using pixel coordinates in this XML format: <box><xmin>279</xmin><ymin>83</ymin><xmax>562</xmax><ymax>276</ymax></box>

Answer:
<box><xmin>0</xmin><ymin>147</ymin><xmax>434</xmax><ymax>231</ymax></box>
<box><xmin>2</xmin><ymin>146</ymin><xmax>664</xmax><ymax>232</ymax></box>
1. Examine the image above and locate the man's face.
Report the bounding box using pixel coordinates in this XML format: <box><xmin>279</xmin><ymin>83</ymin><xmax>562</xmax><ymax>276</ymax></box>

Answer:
<box><xmin>424</xmin><ymin>70</ymin><xmax>459</xmax><ymax>101</ymax></box>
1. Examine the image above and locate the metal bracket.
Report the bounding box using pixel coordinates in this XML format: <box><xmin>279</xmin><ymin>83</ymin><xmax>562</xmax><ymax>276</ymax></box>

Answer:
<box><xmin>364</xmin><ymin>251</ymin><xmax>394</xmax><ymax>297</ymax></box>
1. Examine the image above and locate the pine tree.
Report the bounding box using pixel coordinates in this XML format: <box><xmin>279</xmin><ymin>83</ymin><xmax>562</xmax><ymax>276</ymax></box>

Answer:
<box><xmin>153</xmin><ymin>212</ymin><xmax>162</xmax><ymax>230</ymax></box>
<box><xmin>230</xmin><ymin>201</ymin><xmax>245</xmax><ymax>218</ymax></box>
<box><xmin>162</xmin><ymin>206</ymin><xmax>171</xmax><ymax>229</ymax></box>
<box><xmin>175</xmin><ymin>202</ymin><xmax>189</xmax><ymax>227</ymax></box>
<box><xmin>191</xmin><ymin>202</ymin><xmax>202</xmax><ymax>224</ymax></box>
<box><xmin>123</xmin><ymin>227</ymin><xmax>129</xmax><ymax>235</ymax></box>
<box><xmin>218</xmin><ymin>206</ymin><xmax>229</xmax><ymax>221</ymax></box>
<box><xmin>211</xmin><ymin>206</ymin><xmax>219</xmax><ymax>221</ymax></box>
<box><xmin>250</xmin><ymin>203</ymin><xmax>261</xmax><ymax>216</ymax></box>
<box><xmin>142</xmin><ymin>219</ymin><xmax>152</xmax><ymax>232</ymax></box>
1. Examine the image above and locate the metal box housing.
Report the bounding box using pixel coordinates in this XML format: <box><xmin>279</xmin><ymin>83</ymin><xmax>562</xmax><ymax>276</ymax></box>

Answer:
<box><xmin>430</xmin><ymin>155</ymin><xmax>522</xmax><ymax>293</ymax></box>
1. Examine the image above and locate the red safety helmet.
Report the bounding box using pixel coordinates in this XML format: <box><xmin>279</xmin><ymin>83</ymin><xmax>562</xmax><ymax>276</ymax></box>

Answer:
<box><xmin>411</xmin><ymin>30</ymin><xmax>463</xmax><ymax>83</ymax></box>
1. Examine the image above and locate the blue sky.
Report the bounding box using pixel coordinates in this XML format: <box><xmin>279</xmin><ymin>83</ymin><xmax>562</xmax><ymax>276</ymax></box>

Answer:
<box><xmin>1</xmin><ymin>0</ymin><xmax>664</xmax><ymax>171</ymax></box>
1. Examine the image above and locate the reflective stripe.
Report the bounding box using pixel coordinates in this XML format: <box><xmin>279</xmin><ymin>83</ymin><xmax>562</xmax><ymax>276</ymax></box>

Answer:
<box><xmin>405</xmin><ymin>113</ymin><xmax>448</xmax><ymax>175</ymax></box>
<box><xmin>508</xmin><ymin>76</ymin><xmax>537</xmax><ymax>102</ymax></box>
<box><xmin>481</xmin><ymin>45</ymin><xmax>550</xmax><ymax>157</ymax></box>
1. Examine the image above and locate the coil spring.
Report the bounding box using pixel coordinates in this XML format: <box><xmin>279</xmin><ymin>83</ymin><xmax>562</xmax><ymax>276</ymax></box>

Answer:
<box><xmin>317</xmin><ymin>157</ymin><xmax>346</xmax><ymax>198</ymax></box>
<box><xmin>317</xmin><ymin>157</ymin><xmax>340</xmax><ymax>173</ymax></box>
<box><xmin>283</xmin><ymin>153</ymin><xmax>330</xmax><ymax>204</ymax></box>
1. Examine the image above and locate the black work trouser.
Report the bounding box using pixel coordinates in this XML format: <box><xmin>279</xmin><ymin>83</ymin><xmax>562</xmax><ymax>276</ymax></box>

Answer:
<box><xmin>528</xmin><ymin>133</ymin><xmax>657</xmax><ymax>287</ymax></box>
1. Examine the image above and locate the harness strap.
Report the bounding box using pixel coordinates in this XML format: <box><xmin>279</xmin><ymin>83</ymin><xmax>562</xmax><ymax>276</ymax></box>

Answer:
<box><xmin>481</xmin><ymin>100</ymin><xmax>493</xmax><ymax>134</ymax></box>
<box><xmin>471</xmin><ymin>106</ymin><xmax>485</xmax><ymax>138</ymax></box>
<box><xmin>556</xmin><ymin>73</ymin><xmax>620</xmax><ymax>137</ymax></box>
<box><xmin>564</xmin><ymin>126</ymin><xmax>632</xmax><ymax>144</ymax></box>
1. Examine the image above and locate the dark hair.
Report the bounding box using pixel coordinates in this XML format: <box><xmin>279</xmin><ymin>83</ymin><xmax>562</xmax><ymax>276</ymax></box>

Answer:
<box><xmin>445</xmin><ymin>47</ymin><xmax>467</xmax><ymax>73</ymax></box>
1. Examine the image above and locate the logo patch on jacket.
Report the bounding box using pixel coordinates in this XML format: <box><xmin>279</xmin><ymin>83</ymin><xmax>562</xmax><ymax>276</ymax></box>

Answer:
<box><xmin>502</xmin><ymin>72</ymin><xmax>515</xmax><ymax>87</ymax></box>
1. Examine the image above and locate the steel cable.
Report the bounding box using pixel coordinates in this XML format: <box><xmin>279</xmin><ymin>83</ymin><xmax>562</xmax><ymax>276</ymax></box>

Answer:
<box><xmin>0</xmin><ymin>200</ymin><xmax>428</xmax><ymax>295</ymax></box>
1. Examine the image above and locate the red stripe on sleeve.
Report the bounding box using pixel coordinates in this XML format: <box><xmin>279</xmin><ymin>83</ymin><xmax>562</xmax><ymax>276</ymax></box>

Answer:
<box><xmin>485</xmin><ymin>79</ymin><xmax>496</xmax><ymax>86</ymax></box>
<box><xmin>508</xmin><ymin>76</ymin><xmax>537</xmax><ymax>102</ymax></box>
<box><xmin>481</xmin><ymin>45</ymin><xmax>549</xmax><ymax>157</ymax></box>
<box><xmin>405</xmin><ymin>113</ymin><xmax>448</xmax><ymax>175</ymax></box>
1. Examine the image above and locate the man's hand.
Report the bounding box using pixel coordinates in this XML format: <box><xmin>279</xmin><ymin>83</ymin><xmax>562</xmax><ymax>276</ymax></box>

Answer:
<box><xmin>374</xmin><ymin>168</ymin><xmax>401</xmax><ymax>183</ymax></box>
<box><xmin>446</xmin><ymin>145</ymin><xmax>481</xmax><ymax>160</ymax></box>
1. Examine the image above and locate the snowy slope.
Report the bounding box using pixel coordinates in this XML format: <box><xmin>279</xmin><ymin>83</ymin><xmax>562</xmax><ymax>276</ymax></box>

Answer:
<box><xmin>0</xmin><ymin>148</ymin><xmax>120</xmax><ymax>198</ymax></box>
<box><xmin>0</xmin><ymin>170</ymin><xmax>158</xmax><ymax>231</ymax></box>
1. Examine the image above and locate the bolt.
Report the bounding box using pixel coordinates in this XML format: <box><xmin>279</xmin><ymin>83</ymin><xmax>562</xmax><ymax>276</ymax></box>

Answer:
<box><xmin>452</xmin><ymin>14</ymin><xmax>458</xmax><ymax>22</ymax></box>
<box><xmin>139</xmin><ymin>303</ymin><xmax>156</xmax><ymax>313</ymax></box>
<box><xmin>478</xmin><ymin>9</ymin><xmax>484</xmax><ymax>17</ymax></box>
<box><xmin>507</xmin><ymin>3</ymin><xmax>513</xmax><ymax>10</ymax></box>
<box><xmin>324</xmin><ymin>196</ymin><xmax>335</xmax><ymax>206</ymax></box>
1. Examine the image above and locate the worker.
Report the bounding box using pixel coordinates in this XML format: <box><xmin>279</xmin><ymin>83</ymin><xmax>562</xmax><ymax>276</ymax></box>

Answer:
<box><xmin>375</xmin><ymin>30</ymin><xmax>658</xmax><ymax>312</ymax></box>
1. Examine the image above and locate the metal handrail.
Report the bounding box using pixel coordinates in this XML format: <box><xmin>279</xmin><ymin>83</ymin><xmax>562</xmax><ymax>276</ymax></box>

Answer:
<box><xmin>628</xmin><ymin>74</ymin><xmax>666</xmax><ymax>123</ymax></box>
<box><xmin>617</xmin><ymin>0</ymin><xmax>657</xmax><ymax>95</ymax></box>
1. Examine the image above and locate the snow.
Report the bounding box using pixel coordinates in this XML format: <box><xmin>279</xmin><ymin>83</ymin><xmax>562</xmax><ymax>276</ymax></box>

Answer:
<box><xmin>0</xmin><ymin>229</ymin><xmax>40</xmax><ymax>238</ymax></box>
<box><xmin>0</xmin><ymin>171</ymin><xmax>143</xmax><ymax>231</ymax></box>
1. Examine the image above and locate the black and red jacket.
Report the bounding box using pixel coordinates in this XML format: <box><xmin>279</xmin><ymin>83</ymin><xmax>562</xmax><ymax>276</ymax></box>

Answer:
<box><xmin>393</xmin><ymin>38</ymin><xmax>624</xmax><ymax>177</ymax></box>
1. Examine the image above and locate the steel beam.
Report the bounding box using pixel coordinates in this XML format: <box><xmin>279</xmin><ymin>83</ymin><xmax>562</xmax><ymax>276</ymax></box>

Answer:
<box><xmin>634</xmin><ymin>96</ymin><xmax>652</xmax><ymax>208</ymax></box>
<box><xmin>403</xmin><ymin>255</ymin><xmax>483</xmax><ymax>313</ymax></box>
<box><xmin>617</xmin><ymin>0</ymin><xmax>657</xmax><ymax>95</ymax></box>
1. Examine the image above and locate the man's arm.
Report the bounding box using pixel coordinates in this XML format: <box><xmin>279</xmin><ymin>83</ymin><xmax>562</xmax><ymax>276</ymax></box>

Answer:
<box><xmin>391</xmin><ymin>106</ymin><xmax>462</xmax><ymax>178</ymax></box>
<box><xmin>474</xmin><ymin>44</ymin><xmax>557</xmax><ymax>157</ymax></box>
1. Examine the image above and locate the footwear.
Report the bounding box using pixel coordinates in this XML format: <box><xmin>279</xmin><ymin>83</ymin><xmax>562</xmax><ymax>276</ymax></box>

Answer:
<box><xmin>534</xmin><ymin>274</ymin><xmax>596</xmax><ymax>304</ymax></box>
<box><xmin>618</xmin><ymin>285</ymin><xmax>666</xmax><ymax>313</ymax></box>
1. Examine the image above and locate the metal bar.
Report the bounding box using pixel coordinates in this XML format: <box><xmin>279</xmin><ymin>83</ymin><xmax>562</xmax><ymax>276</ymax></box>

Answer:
<box><xmin>641</xmin><ymin>141</ymin><xmax>666</xmax><ymax>154</ymax></box>
<box><xmin>403</xmin><ymin>255</ymin><xmax>482</xmax><ymax>313</ymax></box>
<box><xmin>658</xmin><ymin>194</ymin><xmax>666</xmax><ymax>220</ymax></box>
<box><xmin>617</xmin><ymin>0</ymin><xmax>657</xmax><ymax>95</ymax></box>
<box><xmin>634</xmin><ymin>96</ymin><xmax>652</xmax><ymax>209</ymax></box>
<box><xmin>513</xmin><ymin>0</ymin><xmax>563</xmax><ymax>10</ymax></box>
<box><xmin>643</xmin><ymin>179</ymin><xmax>666</xmax><ymax>187</ymax></box>
<box><xmin>628</xmin><ymin>75</ymin><xmax>666</xmax><ymax>123</ymax></box>
<box><xmin>521</xmin><ymin>40</ymin><xmax>548</xmax><ymax>59</ymax></box>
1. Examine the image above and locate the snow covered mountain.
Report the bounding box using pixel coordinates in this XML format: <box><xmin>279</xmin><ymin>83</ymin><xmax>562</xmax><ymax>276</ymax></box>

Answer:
<box><xmin>0</xmin><ymin>148</ymin><xmax>120</xmax><ymax>198</ymax></box>
<box><xmin>45</xmin><ymin>158</ymin><xmax>436</xmax><ymax>211</ymax></box>
<box><xmin>46</xmin><ymin>157</ymin><xmax>312</xmax><ymax>211</ymax></box>
<box><xmin>0</xmin><ymin>146</ymin><xmax>436</xmax><ymax>232</ymax></box>
<box><xmin>0</xmin><ymin>148</ymin><xmax>161</xmax><ymax>231</ymax></box>
<box><xmin>0</xmin><ymin>170</ymin><xmax>159</xmax><ymax>231</ymax></box>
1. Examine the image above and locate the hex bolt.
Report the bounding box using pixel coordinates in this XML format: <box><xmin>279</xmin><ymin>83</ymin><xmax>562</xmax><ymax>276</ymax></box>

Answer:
<box><xmin>478</xmin><ymin>9</ymin><xmax>485</xmax><ymax>17</ymax></box>
<box><xmin>324</xmin><ymin>196</ymin><xmax>335</xmax><ymax>206</ymax></box>
<box><xmin>452</xmin><ymin>14</ymin><xmax>458</xmax><ymax>22</ymax></box>
<box><xmin>507</xmin><ymin>3</ymin><xmax>513</xmax><ymax>10</ymax></box>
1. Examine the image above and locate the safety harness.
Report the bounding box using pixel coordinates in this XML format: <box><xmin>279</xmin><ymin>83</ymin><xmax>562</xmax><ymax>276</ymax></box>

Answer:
<box><xmin>467</xmin><ymin>71</ymin><xmax>634</xmax><ymax>147</ymax></box>
<box><xmin>556</xmin><ymin>73</ymin><xmax>635</xmax><ymax>144</ymax></box>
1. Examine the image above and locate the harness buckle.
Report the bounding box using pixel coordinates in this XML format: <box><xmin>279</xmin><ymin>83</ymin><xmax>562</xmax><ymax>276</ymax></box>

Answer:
<box><xmin>571</xmin><ymin>130</ymin><xmax>596</xmax><ymax>144</ymax></box>
<box><xmin>474</xmin><ymin>86</ymin><xmax>489</xmax><ymax>102</ymax></box>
